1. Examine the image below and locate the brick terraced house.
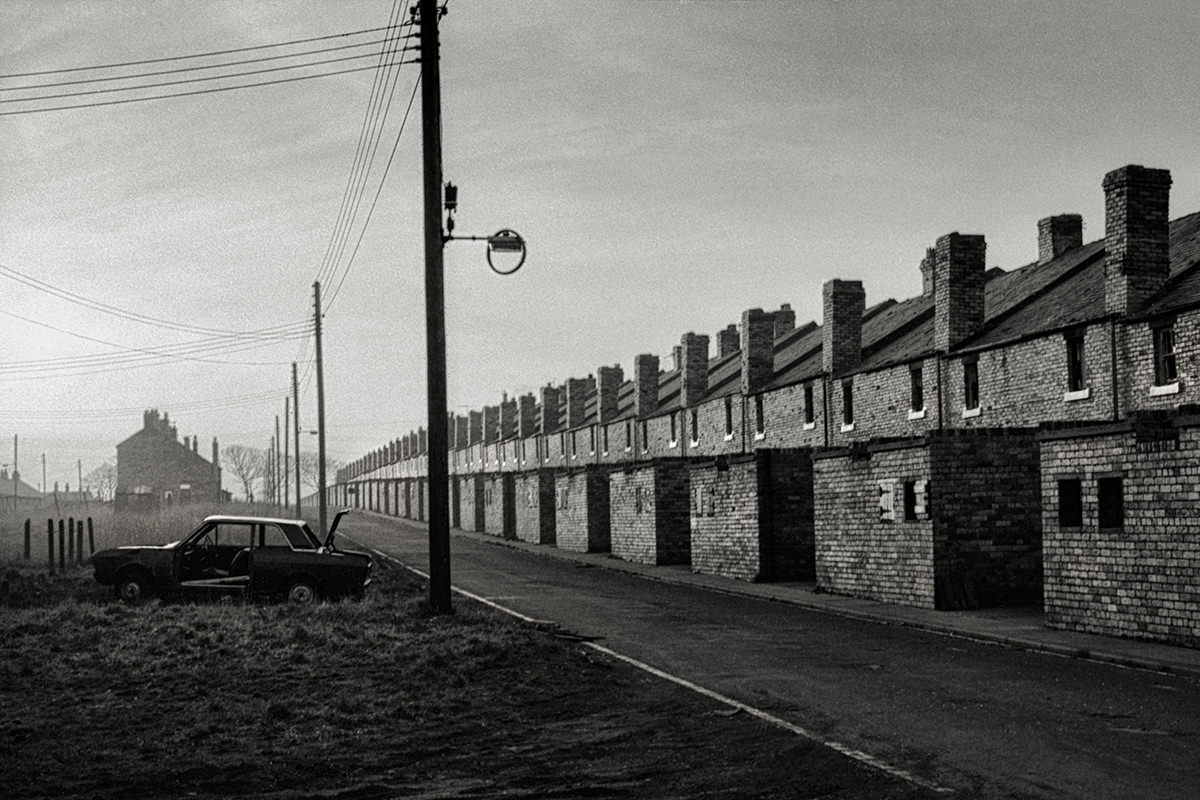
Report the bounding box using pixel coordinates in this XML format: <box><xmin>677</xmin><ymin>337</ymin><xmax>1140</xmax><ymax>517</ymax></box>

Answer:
<box><xmin>333</xmin><ymin>164</ymin><xmax>1200</xmax><ymax>648</ymax></box>
<box><xmin>115</xmin><ymin>409</ymin><xmax>226</xmax><ymax>511</ymax></box>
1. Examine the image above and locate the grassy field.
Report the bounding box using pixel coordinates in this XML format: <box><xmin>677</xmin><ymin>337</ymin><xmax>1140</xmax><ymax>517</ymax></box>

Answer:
<box><xmin>0</xmin><ymin>513</ymin><xmax>940</xmax><ymax>799</ymax></box>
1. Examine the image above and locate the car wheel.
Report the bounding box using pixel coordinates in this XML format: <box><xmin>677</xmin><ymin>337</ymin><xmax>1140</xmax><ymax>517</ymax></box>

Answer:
<box><xmin>115</xmin><ymin>571</ymin><xmax>151</xmax><ymax>604</ymax></box>
<box><xmin>287</xmin><ymin>580</ymin><xmax>318</xmax><ymax>605</ymax></box>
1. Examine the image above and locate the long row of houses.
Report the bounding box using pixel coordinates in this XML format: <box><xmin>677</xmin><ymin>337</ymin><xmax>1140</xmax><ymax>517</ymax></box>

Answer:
<box><xmin>331</xmin><ymin>164</ymin><xmax>1200</xmax><ymax>649</ymax></box>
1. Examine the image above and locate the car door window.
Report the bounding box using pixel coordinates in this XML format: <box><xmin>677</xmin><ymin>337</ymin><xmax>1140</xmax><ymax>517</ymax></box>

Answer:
<box><xmin>258</xmin><ymin>524</ymin><xmax>293</xmax><ymax>550</ymax></box>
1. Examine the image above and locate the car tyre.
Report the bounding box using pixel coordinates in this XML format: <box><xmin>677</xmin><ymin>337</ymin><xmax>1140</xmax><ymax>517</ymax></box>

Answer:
<box><xmin>287</xmin><ymin>580</ymin><xmax>318</xmax><ymax>605</ymax></box>
<box><xmin>115</xmin><ymin>571</ymin><xmax>152</xmax><ymax>604</ymax></box>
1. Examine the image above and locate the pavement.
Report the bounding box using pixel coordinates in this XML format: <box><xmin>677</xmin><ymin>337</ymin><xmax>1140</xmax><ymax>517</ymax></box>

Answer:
<box><xmin>362</xmin><ymin>514</ymin><xmax>1200</xmax><ymax>681</ymax></box>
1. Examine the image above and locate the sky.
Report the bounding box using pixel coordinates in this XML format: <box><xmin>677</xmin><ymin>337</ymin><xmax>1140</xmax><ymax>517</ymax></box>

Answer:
<box><xmin>2</xmin><ymin>0</ymin><xmax>1198</xmax><ymax>498</ymax></box>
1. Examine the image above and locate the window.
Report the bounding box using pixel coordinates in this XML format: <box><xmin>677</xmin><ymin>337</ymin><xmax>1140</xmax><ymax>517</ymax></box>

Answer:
<box><xmin>1058</xmin><ymin>478</ymin><xmax>1083</xmax><ymax>527</ymax></box>
<box><xmin>803</xmin><ymin>383</ymin><xmax>815</xmax><ymax>425</ymax></box>
<box><xmin>1153</xmin><ymin>324</ymin><xmax>1177</xmax><ymax>386</ymax></box>
<box><xmin>754</xmin><ymin>395</ymin><xmax>765</xmax><ymax>436</ymax></box>
<box><xmin>1098</xmin><ymin>476</ymin><xmax>1123</xmax><ymax>529</ymax></box>
<box><xmin>602</xmin><ymin>425</ymin><xmax>609</xmax><ymax>454</ymax></box>
<box><xmin>669</xmin><ymin>412</ymin><xmax>679</xmax><ymax>445</ymax></box>
<box><xmin>1065</xmin><ymin>333</ymin><xmax>1087</xmax><ymax>392</ymax></box>
<box><xmin>842</xmin><ymin>379</ymin><xmax>854</xmax><ymax>426</ymax></box>
<box><xmin>640</xmin><ymin>420</ymin><xmax>649</xmax><ymax>452</ymax></box>
<box><xmin>910</xmin><ymin>367</ymin><xmax>924</xmax><ymax>412</ymax></box>
<box><xmin>963</xmin><ymin>359</ymin><xmax>980</xmax><ymax>411</ymax></box>
<box><xmin>624</xmin><ymin>420</ymin><xmax>633</xmax><ymax>451</ymax></box>
<box><xmin>559</xmin><ymin>432</ymin><xmax>566</xmax><ymax>456</ymax></box>
<box><xmin>570</xmin><ymin>431</ymin><xmax>577</xmax><ymax>457</ymax></box>
<box><xmin>589</xmin><ymin>425</ymin><xmax>596</xmax><ymax>454</ymax></box>
<box><xmin>903</xmin><ymin>481</ymin><xmax>918</xmax><ymax>522</ymax></box>
<box><xmin>690</xmin><ymin>408</ymin><xmax>699</xmax><ymax>444</ymax></box>
<box><xmin>724</xmin><ymin>397</ymin><xmax>734</xmax><ymax>437</ymax></box>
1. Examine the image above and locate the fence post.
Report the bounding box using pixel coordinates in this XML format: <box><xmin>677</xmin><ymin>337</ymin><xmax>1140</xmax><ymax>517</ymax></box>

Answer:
<box><xmin>76</xmin><ymin>521</ymin><xmax>84</xmax><ymax>565</ymax></box>
<box><xmin>88</xmin><ymin>517</ymin><xmax>95</xmax><ymax>555</ymax></box>
<box><xmin>47</xmin><ymin>519</ymin><xmax>54</xmax><ymax>575</ymax></box>
<box><xmin>24</xmin><ymin>518</ymin><xmax>30</xmax><ymax>560</ymax></box>
<box><xmin>68</xmin><ymin>516</ymin><xmax>75</xmax><ymax>564</ymax></box>
<box><xmin>58</xmin><ymin>519</ymin><xmax>65</xmax><ymax>571</ymax></box>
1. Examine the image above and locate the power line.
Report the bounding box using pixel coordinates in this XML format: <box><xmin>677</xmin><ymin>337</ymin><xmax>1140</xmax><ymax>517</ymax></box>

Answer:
<box><xmin>0</xmin><ymin>34</ymin><xmax>407</xmax><ymax>92</ymax></box>
<box><xmin>0</xmin><ymin>25</ymin><xmax>397</xmax><ymax>79</ymax></box>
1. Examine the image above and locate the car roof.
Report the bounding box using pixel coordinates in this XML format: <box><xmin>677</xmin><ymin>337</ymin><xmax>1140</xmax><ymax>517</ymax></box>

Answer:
<box><xmin>202</xmin><ymin>515</ymin><xmax>308</xmax><ymax>526</ymax></box>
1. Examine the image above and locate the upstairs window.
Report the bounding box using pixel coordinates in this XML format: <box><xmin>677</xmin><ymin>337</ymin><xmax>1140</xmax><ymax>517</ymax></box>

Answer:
<box><xmin>669</xmin><ymin>411</ymin><xmax>679</xmax><ymax>445</ymax></box>
<box><xmin>690</xmin><ymin>408</ymin><xmax>699</xmax><ymax>444</ymax></box>
<box><xmin>640</xmin><ymin>420</ymin><xmax>649</xmax><ymax>453</ymax></box>
<box><xmin>963</xmin><ymin>359</ymin><xmax>980</xmax><ymax>411</ymax></box>
<box><xmin>910</xmin><ymin>367</ymin><xmax>924</xmax><ymax>412</ymax></box>
<box><xmin>754</xmin><ymin>395</ymin><xmax>765</xmax><ymax>436</ymax></box>
<box><xmin>589</xmin><ymin>425</ymin><xmax>596</xmax><ymax>454</ymax></box>
<box><xmin>842</xmin><ymin>379</ymin><xmax>854</xmax><ymax>425</ymax></box>
<box><xmin>803</xmin><ymin>383</ymin><xmax>815</xmax><ymax>425</ymax></box>
<box><xmin>602</xmin><ymin>425</ymin><xmax>609</xmax><ymax>454</ymax></box>
<box><xmin>624</xmin><ymin>420</ymin><xmax>633</xmax><ymax>451</ymax></box>
<box><xmin>724</xmin><ymin>397</ymin><xmax>733</xmax><ymax>436</ymax></box>
<box><xmin>1066</xmin><ymin>333</ymin><xmax>1087</xmax><ymax>392</ymax></box>
<box><xmin>1153</xmin><ymin>324</ymin><xmax>1177</xmax><ymax>386</ymax></box>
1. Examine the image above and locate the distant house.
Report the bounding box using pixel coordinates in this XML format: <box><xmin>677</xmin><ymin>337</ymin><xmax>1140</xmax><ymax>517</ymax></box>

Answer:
<box><xmin>0</xmin><ymin>467</ymin><xmax>41</xmax><ymax>513</ymax></box>
<box><xmin>115</xmin><ymin>409</ymin><xmax>227</xmax><ymax>512</ymax></box>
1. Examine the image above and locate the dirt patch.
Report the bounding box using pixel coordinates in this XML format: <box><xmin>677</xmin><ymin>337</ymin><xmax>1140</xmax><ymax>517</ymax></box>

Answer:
<box><xmin>0</xmin><ymin>561</ymin><xmax>938</xmax><ymax>798</ymax></box>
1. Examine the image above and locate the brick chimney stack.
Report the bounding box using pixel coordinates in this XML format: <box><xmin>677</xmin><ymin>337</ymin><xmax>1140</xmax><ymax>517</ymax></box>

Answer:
<box><xmin>1103</xmin><ymin>165</ymin><xmax>1172</xmax><ymax>316</ymax></box>
<box><xmin>716</xmin><ymin>324</ymin><xmax>740</xmax><ymax>358</ymax></box>
<box><xmin>822</xmin><ymin>280</ymin><xmax>866</xmax><ymax>376</ymax></box>
<box><xmin>499</xmin><ymin>393</ymin><xmax>517</xmax><ymax>440</ymax></box>
<box><xmin>418</xmin><ymin>427</ymin><xmax>427</xmax><ymax>454</ymax></box>
<box><xmin>679</xmin><ymin>332</ymin><xmax>710</xmax><ymax>408</ymax></box>
<box><xmin>540</xmin><ymin>384</ymin><xmax>562</xmax><ymax>434</ymax></box>
<box><xmin>468</xmin><ymin>411</ymin><xmax>483</xmax><ymax>445</ymax></box>
<box><xmin>566</xmin><ymin>376</ymin><xmax>593</xmax><ymax>430</ymax></box>
<box><xmin>773</xmin><ymin>304</ymin><xmax>796</xmax><ymax>338</ymax></box>
<box><xmin>482</xmin><ymin>406</ymin><xmax>499</xmax><ymax>442</ymax></box>
<box><xmin>740</xmin><ymin>308</ymin><xmax>775</xmax><ymax>395</ymax></box>
<box><xmin>596</xmin><ymin>365</ymin><xmax>624</xmax><ymax>423</ymax></box>
<box><xmin>517</xmin><ymin>393</ymin><xmax>538</xmax><ymax>438</ymax></box>
<box><xmin>633</xmin><ymin>354</ymin><xmax>660</xmax><ymax>417</ymax></box>
<box><xmin>1038</xmin><ymin>214</ymin><xmax>1083</xmax><ymax>264</ymax></box>
<box><xmin>454</xmin><ymin>416</ymin><xmax>469</xmax><ymax>449</ymax></box>
<box><xmin>672</xmin><ymin>345</ymin><xmax>683</xmax><ymax>372</ymax></box>
<box><xmin>919</xmin><ymin>247</ymin><xmax>936</xmax><ymax>296</ymax></box>
<box><xmin>934</xmin><ymin>232</ymin><xmax>987</xmax><ymax>351</ymax></box>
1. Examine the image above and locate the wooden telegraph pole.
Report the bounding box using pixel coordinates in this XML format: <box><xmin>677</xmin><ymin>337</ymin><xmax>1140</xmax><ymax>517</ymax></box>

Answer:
<box><xmin>293</xmin><ymin>362</ymin><xmax>302</xmax><ymax>515</ymax></box>
<box><xmin>418</xmin><ymin>0</ymin><xmax>452</xmax><ymax>614</ymax></box>
<box><xmin>313</xmin><ymin>281</ymin><xmax>329</xmax><ymax>539</ymax></box>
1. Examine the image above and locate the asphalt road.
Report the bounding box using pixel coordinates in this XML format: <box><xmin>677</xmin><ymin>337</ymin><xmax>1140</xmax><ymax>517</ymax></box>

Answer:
<box><xmin>339</xmin><ymin>514</ymin><xmax>1200</xmax><ymax>800</ymax></box>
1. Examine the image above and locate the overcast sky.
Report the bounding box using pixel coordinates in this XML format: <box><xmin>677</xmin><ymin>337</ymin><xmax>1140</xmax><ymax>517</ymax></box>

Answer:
<box><xmin>2</xmin><ymin>0</ymin><xmax>1198</xmax><ymax>497</ymax></box>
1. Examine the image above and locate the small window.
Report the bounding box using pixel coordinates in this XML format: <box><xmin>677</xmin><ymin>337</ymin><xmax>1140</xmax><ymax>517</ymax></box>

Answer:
<box><xmin>669</xmin><ymin>412</ymin><xmax>678</xmax><ymax>444</ymax></box>
<box><xmin>842</xmin><ymin>379</ymin><xmax>854</xmax><ymax>425</ymax></box>
<box><xmin>1153</xmin><ymin>325</ymin><xmax>1177</xmax><ymax>386</ymax></box>
<box><xmin>754</xmin><ymin>395</ymin><xmax>765</xmax><ymax>435</ymax></box>
<box><xmin>803</xmin><ymin>383</ymin><xmax>815</xmax><ymax>424</ymax></box>
<box><xmin>1066</xmin><ymin>333</ymin><xmax>1086</xmax><ymax>392</ymax></box>
<box><xmin>624</xmin><ymin>420</ymin><xmax>633</xmax><ymax>451</ymax></box>
<box><xmin>690</xmin><ymin>408</ymin><xmax>699</xmax><ymax>444</ymax></box>
<box><xmin>963</xmin><ymin>359</ymin><xmax>980</xmax><ymax>411</ymax></box>
<box><xmin>559</xmin><ymin>432</ymin><xmax>566</xmax><ymax>455</ymax></box>
<box><xmin>903</xmin><ymin>481</ymin><xmax>917</xmax><ymax>522</ymax></box>
<box><xmin>640</xmin><ymin>420</ymin><xmax>649</xmax><ymax>453</ymax></box>
<box><xmin>589</xmin><ymin>425</ymin><xmax>596</xmax><ymax>455</ymax></box>
<box><xmin>1098</xmin><ymin>476</ymin><xmax>1123</xmax><ymax>529</ymax></box>
<box><xmin>724</xmin><ymin>397</ymin><xmax>734</xmax><ymax>436</ymax></box>
<box><xmin>1058</xmin><ymin>478</ymin><xmax>1083</xmax><ymax>527</ymax></box>
<box><xmin>571</xmin><ymin>431</ymin><xmax>578</xmax><ymax>457</ymax></box>
<box><xmin>602</xmin><ymin>425</ymin><xmax>609</xmax><ymax>454</ymax></box>
<box><xmin>910</xmin><ymin>367</ymin><xmax>924</xmax><ymax>412</ymax></box>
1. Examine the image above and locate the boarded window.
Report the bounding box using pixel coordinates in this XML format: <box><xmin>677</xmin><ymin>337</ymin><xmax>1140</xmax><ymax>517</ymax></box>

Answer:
<box><xmin>878</xmin><ymin>479</ymin><xmax>896</xmax><ymax>522</ymax></box>
<box><xmin>1058</xmin><ymin>478</ymin><xmax>1083</xmax><ymax>526</ymax></box>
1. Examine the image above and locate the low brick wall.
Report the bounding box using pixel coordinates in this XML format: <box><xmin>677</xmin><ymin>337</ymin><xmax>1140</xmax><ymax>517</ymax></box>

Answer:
<box><xmin>689</xmin><ymin>449</ymin><xmax>814</xmax><ymax>582</ymax></box>
<box><xmin>515</xmin><ymin>470</ymin><xmax>556</xmax><ymax>545</ymax></box>
<box><xmin>554</xmin><ymin>467</ymin><xmax>611</xmax><ymax>553</ymax></box>
<box><xmin>1040</xmin><ymin>414</ymin><xmax>1200</xmax><ymax>647</ymax></box>
<box><xmin>609</xmin><ymin>460</ymin><xmax>691</xmax><ymax>566</ymax></box>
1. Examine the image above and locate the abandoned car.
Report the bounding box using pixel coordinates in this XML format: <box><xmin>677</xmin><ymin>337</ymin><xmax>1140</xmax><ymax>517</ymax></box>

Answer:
<box><xmin>91</xmin><ymin>510</ymin><xmax>371</xmax><ymax>604</ymax></box>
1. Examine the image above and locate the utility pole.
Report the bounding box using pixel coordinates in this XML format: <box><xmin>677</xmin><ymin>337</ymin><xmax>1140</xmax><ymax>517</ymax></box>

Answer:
<box><xmin>284</xmin><ymin>397</ymin><xmax>290</xmax><ymax>517</ymax></box>
<box><xmin>275</xmin><ymin>414</ymin><xmax>282</xmax><ymax>514</ymax></box>
<box><xmin>41</xmin><ymin>453</ymin><xmax>46</xmax><ymax>496</ymax></box>
<box><xmin>313</xmin><ymin>281</ymin><xmax>329</xmax><ymax>538</ymax></box>
<box><xmin>418</xmin><ymin>0</ymin><xmax>452</xmax><ymax>614</ymax></box>
<box><xmin>293</xmin><ymin>362</ymin><xmax>302</xmax><ymax>515</ymax></box>
<box><xmin>12</xmin><ymin>435</ymin><xmax>18</xmax><ymax>514</ymax></box>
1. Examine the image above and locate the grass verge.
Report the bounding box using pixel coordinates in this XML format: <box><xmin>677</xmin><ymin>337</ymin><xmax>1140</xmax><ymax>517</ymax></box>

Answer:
<box><xmin>0</xmin><ymin>560</ymin><xmax>940</xmax><ymax>799</ymax></box>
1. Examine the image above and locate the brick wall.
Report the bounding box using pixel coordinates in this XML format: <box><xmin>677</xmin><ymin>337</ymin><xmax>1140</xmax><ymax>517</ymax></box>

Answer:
<box><xmin>1040</xmin><ymin>414</ymin><xmax>1200</xmax><ymax>647</ymax></box>
<box><xmin>814</xmin><ymin>442</ymin><xmax>937</xmax><ymax>607</ymax></box>
<box><xmin>1120</xmin><ymin>309</ymin><xmax>1199</xmax><ymax>413</ymax></box>
<box><xmin>689</xmin><ymin>450</ymin><xmax>813</xmax><ymax>582</ymax></box>
<box><xmin>829</xmin><ymin>359</ymin><xmax>939</xmax><ymax>444</ymax></box>
<box><xmin>457</xmin><ymin>475</ymin><xmax>484</xmax><ymax>532</ymax></box>
<box><xmin>514</xmin><ymin>470</ymin><xmax>556</xmax><ymax>545</ymax></box>
<box><xmin>554</xmin><ymin>467</ymin><xmax>611</xmax><ymax>553</ymax></box>
<box><xmin>609</xmin><ymin>460</ymin><xmax>691</xmax><ymax>566</ymax></box>
<box><xmin>482</xmin><ymin>473</ymin><xmax>515</xmax><ymax>539</ymax></box>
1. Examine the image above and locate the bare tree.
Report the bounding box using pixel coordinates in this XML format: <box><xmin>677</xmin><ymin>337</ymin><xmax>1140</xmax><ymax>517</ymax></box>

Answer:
<box><xmin>82</xmin><ymin>460</ymin><xmax>117</xmax><ymax>502</ymax></box>
<box><xmin>299</xmin><ymin>450</ymin><xmax>339</xmax><ymax>495</ymax></box>
<box><xmin>222</xmin><ymin>444</ymin><xmax>265</xmax><ymax>502</ymax></box>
